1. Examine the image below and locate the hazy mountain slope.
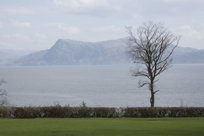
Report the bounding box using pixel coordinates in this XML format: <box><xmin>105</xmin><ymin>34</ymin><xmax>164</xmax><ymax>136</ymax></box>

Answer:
<box><xmin>173</xmin><ymin>48</ymin><xmax>204</xmax><ymax>64</ymax></box>
<box><xmin>14</xmin><ymin>38</ymin><xmax>204</xmax><ymax>65</ymax></box>
<box><xmin>15</xmin><ymin>38</ymin><xmax>128</xmax><ymax>65</ymax></box>
<box><xmin>15</xmin><ymin>50</ymin><xmax>48</xmax><ymax>65</ymax></box>
<box><xmin>0</xmin><ymin>49</ymin><xmax>35</xmax><ymax>65</ymax></box>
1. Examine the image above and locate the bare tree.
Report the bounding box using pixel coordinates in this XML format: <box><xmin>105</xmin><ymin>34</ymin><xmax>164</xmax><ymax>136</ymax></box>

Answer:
<box><xmin>127</xmin><ymin>22</ymin><xmax>180</xmax><ymax>107</ymax></box>
<box><xmin>0</xmin><ymin>80</ymin><xmax>8</xmax><ymax>106</ymax></box>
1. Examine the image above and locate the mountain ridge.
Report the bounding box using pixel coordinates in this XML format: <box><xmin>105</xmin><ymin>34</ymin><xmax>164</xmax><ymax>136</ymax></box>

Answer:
<box><xmin>13</xmin><ymin>38</ymin><xmax>204</xmax><ymax>65</ymax></box>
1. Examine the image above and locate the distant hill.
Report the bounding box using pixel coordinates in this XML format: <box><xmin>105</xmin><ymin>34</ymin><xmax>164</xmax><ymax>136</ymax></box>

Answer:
<box><xmin>14</xmin><ymin>38</ymin><xmax>128</xmax><ymax>65</ymax></box>
<box><xmin>13</xmin><ymin>38</ymin><xmax>204</xmax><ymax>65</ymax></box>
<box><xmin>173</xmin><ymin>47</ymin><xmax>204</xmax><ymax>64</ymax></box>
<box><xmin>0</xmin><ymin>49</ymin><xmax>35</xmax><ymax>66</ymax></box>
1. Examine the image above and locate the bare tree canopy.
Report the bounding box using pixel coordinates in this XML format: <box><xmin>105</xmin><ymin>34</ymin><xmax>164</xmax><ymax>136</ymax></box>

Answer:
<box><xmin>127</xmin><ymin>22</ymin><xmax>180</xmax><ymax>107</ymax></box>
<box><xmin>0</xmin><ymin>80</ymin><xmax>8</xmax><ymax>106</ymax></box>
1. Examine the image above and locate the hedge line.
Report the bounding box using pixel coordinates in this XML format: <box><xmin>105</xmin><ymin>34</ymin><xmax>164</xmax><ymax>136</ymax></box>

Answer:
<box><xmin>0</xmin><ymin>106</ymin><xmax>204</xmax><ymax>118</ymax></box>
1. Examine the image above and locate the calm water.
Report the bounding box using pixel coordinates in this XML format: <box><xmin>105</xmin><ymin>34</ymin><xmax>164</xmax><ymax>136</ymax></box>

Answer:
<box><xmin>0</xmin><ymin>64</ymin><xmax>204</xmax><ymax>107</ymax></box>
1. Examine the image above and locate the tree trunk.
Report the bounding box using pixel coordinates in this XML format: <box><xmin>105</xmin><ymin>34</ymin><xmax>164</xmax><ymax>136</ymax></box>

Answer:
<box><xmin>150</xmin><ymin>80</ymin><xmax>155</xmax><ymax>107</ymax></box>
<box><xmin>150</xmin><ymin>91</ymin><xmax>154</xmax><ymax>107</ymax></box>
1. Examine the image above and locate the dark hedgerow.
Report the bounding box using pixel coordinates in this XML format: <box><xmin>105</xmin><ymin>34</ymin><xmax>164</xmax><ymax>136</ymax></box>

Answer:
<box><xmin>0</xmin><ymin>107</ymin><xmax>13</xmax><ymax>118</ymax></box>
<box><xmin>92</xmin><ymin>107</ymin><xmax>119</xmax><ymax>118</ymax></box>
<box><xmin>0</xmin><ymin>106</ymin><xmax>204</xmax><ymax>118</ymax></box>
<box><xmin>13</xmin><ymin>107</ymin><xmax>41</xmax><ymax>118</ymax></box>
<box><xmin>123</xmin><ymin>107</ymin><xmax>204</xmax><ymax>118</ymax></box>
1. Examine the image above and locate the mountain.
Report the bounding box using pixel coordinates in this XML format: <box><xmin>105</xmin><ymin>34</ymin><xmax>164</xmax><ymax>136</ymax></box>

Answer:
<box><xmin>173</xmin><ymin>47</ymin><xmax>204</xmax><ymax>64</ymax></box>
<box><xmin>0</xmin><ymin>49</ymin><xmax>35</xmax><ymax>65</ymax></box>
<box><xmin>14</xmin><ymin>38</ymin><xmax>128</xmax><ymax>65</ymax></box>
<box><xmin>14</xmin><ymin>38</ymin><xmax>204</xmax><ymax>65</ymax></box>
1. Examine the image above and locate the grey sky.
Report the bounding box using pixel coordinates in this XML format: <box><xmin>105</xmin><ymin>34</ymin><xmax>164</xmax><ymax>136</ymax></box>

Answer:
<box><xmin>0</xmin><ymin>0</ymin><xmax>204</xmax><ymax>50</ymax></box>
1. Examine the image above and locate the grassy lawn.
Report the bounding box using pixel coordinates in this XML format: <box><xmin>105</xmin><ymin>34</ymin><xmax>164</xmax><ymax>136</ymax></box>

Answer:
<box><xmin>0</xmin><ymin>118</ymin><xmax>204</xmax><ymax>136</ymax></box>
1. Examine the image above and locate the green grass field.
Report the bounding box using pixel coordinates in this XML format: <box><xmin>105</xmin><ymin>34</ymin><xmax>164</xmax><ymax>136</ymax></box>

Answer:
<box><xmin>0</xmin><ymin>118</ymin><xmax>204</xmax><ymax>136</ymax></box>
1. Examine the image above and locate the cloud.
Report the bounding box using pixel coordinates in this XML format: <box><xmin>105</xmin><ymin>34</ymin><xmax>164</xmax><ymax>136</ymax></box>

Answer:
<box><xmin>1</xmin><ymin>0</ymin><xmax>204</xmax><ymax>50</ymax></box>
<box><xmin>1</xmin><ymin>8</ymin><xmax>34</xmax><ymax>15</ymax></box>
<box><xmin>57</xmin><ymin>24</ymin><xmax>81</xmax><ymax>34</ymax></box>
<box><xmin>53</xmin><ymin>0</ymin><xmax>108</xmax><ymax>9</ymax></box>
<box><xmin>163</xmin><ymin>0</ymin><xmax>204</xmax><ymax>3</ymax></box>
<box><xmin>52</xmin><ymin>0</ymin><xmax>113</xmax><ymax>16</ymax></box>
<box><xmin>96</xmin><ymin>25</ymin><xmax>125</xmax><ymax>33</ymax></box>
<box><xmin>12</xmin><ymin>21</ymin><xmax>32</xmax><ymax>28</ymax></box>
<box><xmin>172</xmin><ymin>25</ymin><xmax>203</xmax><ymax>40</ymax></box>
<box><xmin>114</xmin><ymin>0</ymin><xmax>204</xmax><ymax>20</ymax></box>
<box><xmin>0</xmin><ymin>22</ymin><xmax>2</xmax><ymax>28</ymax></box>
<box><xmin>1</xmin><ymin>33</ymin><xmax>30</xmax><ymax>41</ymax></box>
<box><xmin>35</xmin><ymin>33</ymin><xmax>48</xmax><ymax>39</ymax></box>
<box><xmin>0</xmin><ymin>20</ymin><xmax>32</xmax><ymax>29</ymax></box>
<box><xmin>170</xmin><ymin>25</ymin><xmax>204</xmax><ymax>49</ymax></box>
<box><xmin>49</xmin><ymin>24</ymin><xmax>81</xmax><ymax>34</ymax></box>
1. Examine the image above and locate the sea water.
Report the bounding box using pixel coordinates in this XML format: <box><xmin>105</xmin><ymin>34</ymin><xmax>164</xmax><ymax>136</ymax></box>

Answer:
<box><xmin>0</xmin><ymin>64</ymin><xmax>204</xmax><ymax>107</ymax></box>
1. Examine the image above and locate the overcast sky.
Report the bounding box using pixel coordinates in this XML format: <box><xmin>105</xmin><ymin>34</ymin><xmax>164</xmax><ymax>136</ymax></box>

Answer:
<box><xmin>0</xmin><ymin>0</ymin><xmax>204</xmax><ymax>50</ymax></box>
